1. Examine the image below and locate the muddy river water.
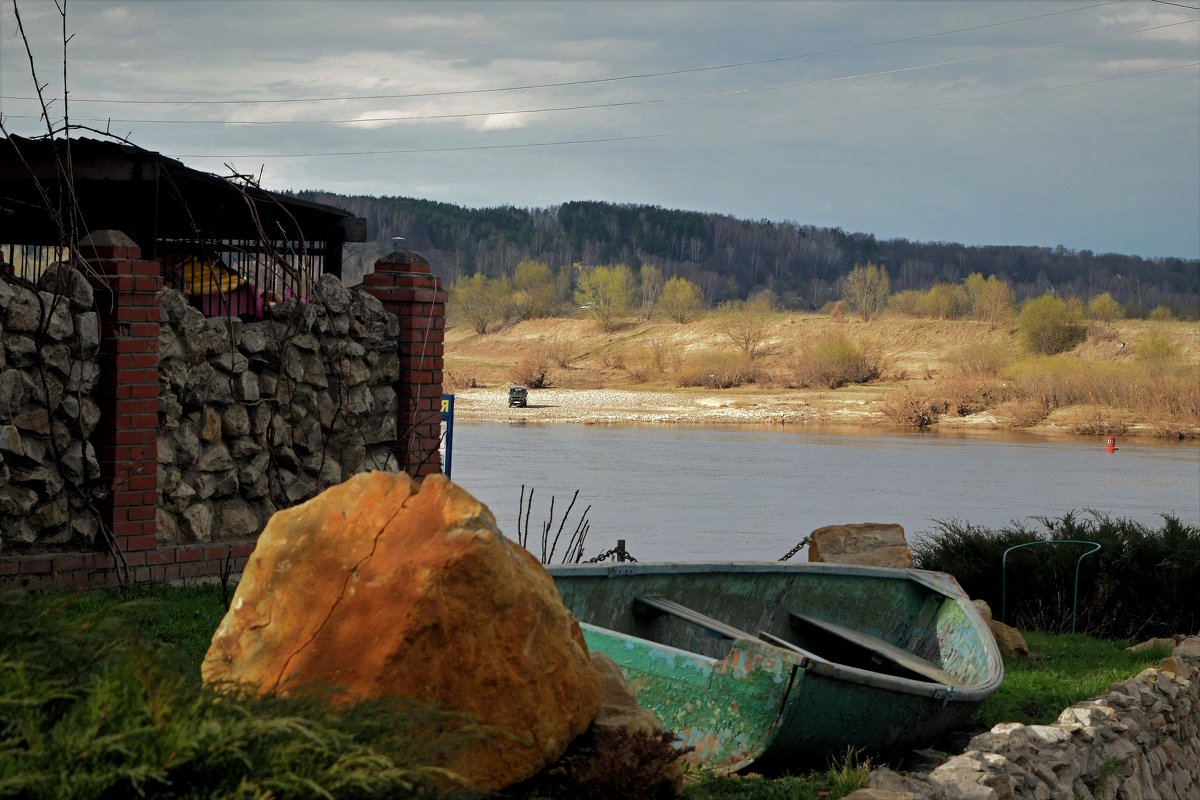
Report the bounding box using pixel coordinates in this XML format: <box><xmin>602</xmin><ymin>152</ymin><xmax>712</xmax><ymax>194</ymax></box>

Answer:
<box><xmin>447</xmin><ymin>424</ymin><xmax>1200</xmax><ymax>562</ymax></box>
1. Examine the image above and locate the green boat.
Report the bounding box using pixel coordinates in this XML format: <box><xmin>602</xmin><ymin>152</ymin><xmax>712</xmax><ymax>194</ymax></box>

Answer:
<box><xmin>548</xmin><ymin>561</ymin><xmax>1003</xmax><ymax>772</ymax></box>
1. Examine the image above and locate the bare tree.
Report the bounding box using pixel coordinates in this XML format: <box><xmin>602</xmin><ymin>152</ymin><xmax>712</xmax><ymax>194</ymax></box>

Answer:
<box><xmin>841</xmin><ymin>262</ymin><xmax>891</xmax><ymax>321</ymax></box>
<box><xmin>721</xmin><ymin>294</ymin><xmax>774</xmax><ymax>359</ymax></box>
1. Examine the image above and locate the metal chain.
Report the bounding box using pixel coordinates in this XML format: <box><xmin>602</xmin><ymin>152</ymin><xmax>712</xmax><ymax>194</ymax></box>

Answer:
<box><xmin>779</xmin><ymin>536</ymin><xmax>811</xmax><ymax>562</ymax></box>
<box><xmin>586</xmin><ymin>545</ymin><xmax>639</xmax><ymax>563</ymax></box>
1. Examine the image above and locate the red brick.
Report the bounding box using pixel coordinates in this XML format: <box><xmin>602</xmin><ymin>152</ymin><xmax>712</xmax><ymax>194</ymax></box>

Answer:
<box><xmin>0</xmin><ymin>561</ymin><xmax>19</xmax><ymax>576</ymax></box>
<box><xmin>127</xmin><ymin>507</ymin><xmax>155</xmax><ymax>522</ymax></box>
<box><xmin>112</xmin><ymin>490</ymin><xmax>142</xmax><ymax>507</ymax></box>
<box><xmin>146</xmin><ymin>550</ymin><xmax>175</xmax><ymax>565</ymax></box>
<box><xmin>127</xmin><ymin>475</ymin><xmax>157</xmax><ymax>491</ymax></box>
<box><xmin>129</xmin><ymin>384</ymin><xmax>159</xmax><ymax>399</ymax></box>
<box><xmin>85</xmin><ymin>245</ymin><xmax>141</xmax><ymax>261</ymax></box>
<box><xmin>113</xmin><ymin>521</ymin><xmax>145</xmax><ymax>537</ymax></box>
<box><xmin>124</xmin><ymin>534</ymin><xmax>158</xmax><ymax>551</ymax></box>
<box><xmin>52</xmin><ymin>555</ymin><xmax>87</xmax><ymax>572</ymax></box>
<box><xmin>121</xmin><ymin>551</ymin><xmax>148</xmax><ymax>567</ymax></box>
<box><xmin>19</xmin><ymin>559</ymin><xmax>53</xmax><ymax>574</ymax></box>
<box><xmin>129</xmin><ymin>414</ymin><xmax>157</xmax><ymax>429</ymax></box>
<box><xmin>115</xmin><ymin>399</ymin><xmax>155</xmax><ymax>415</ymax></box>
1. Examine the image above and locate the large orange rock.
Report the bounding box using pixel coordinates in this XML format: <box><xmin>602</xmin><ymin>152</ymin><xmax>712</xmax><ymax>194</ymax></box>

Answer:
<box><xmin>201</xmin><ymin>471</ymin><xmax>602</xmax><ymax>790</ymax></box>
<box><xmin>808</xmin><ymin>522</ymin><xmax>914</xmax><ymax>568</ymax></box>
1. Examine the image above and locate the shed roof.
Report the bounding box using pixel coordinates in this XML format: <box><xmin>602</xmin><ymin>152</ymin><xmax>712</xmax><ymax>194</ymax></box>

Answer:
<box><xmin>0</xmin><ymin>135</ymin><xmax>365</xmax><ymax>265</ymax></box>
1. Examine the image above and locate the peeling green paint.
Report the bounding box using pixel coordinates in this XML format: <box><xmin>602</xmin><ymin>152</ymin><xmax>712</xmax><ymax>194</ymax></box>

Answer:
<box><xmin>552</xmin><ymin>562</ymin><xmax>1003</xmax><ymax>772</ymax></box>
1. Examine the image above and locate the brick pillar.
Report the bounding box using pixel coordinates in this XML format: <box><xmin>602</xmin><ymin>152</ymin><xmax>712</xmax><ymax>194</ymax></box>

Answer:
<box><xmin>361</xmin><ymin>251</ymin><xmax>446</xmax><ymax>478</ymax></box>
<box><xmin>80</xmin><ymin>231</ymin><xmax>161</xmax><ymax>576</ymax></box>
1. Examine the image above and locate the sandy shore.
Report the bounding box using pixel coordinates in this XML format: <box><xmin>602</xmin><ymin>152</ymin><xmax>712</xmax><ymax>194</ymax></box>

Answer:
<box><xmin>448</xmin><ymin>386</ymin><xmax>929</xmax><ymax>427</ymax></box>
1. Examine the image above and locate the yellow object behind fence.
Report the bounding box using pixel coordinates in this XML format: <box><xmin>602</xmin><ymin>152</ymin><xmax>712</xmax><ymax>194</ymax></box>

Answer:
<box><xmin>158</xmin><ymin>254</ymin><xmax>243</xmax><ymax>296</ymax></box>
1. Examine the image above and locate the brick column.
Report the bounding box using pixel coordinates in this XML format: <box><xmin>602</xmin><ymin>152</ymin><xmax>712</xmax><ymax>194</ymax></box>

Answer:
<box><xmin>80</xmin><ymin>231</ymin><xmax>161</xmax><ymax>578</ymax></box>
<box><xmin>361</xmin><ymin>251</ymin><xmax>446</xmax><ymax>478</ymax></box>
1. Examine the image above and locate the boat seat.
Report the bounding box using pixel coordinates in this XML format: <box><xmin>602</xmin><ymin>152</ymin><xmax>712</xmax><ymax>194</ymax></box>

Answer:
<box><xmin>789</xmin><ymin>612</ymin><xmax>962</xmax><ymax>686</ymax></box>
<box><xmin>634</xmin><ymin>595</ymin><xmax>753</xmax><ymax>641</ymax></box>
<box><xmin>757</xmin><ymin>630</ymin><xmax>825</xmax><ymax>665</ymax></box>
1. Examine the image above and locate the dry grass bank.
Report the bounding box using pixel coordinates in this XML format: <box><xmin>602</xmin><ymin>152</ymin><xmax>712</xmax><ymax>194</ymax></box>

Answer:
<box><xmin>444</xmin><ymin>312</ymin><xmax>1200</xmax><ymax>438</ymax></box>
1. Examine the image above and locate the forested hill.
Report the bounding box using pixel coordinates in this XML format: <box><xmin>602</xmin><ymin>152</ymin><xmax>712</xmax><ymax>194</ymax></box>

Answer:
<box><xmin>295</xmin><ymin>191</ymin><xmax>1198</xmax><ymax>315</ymax></box>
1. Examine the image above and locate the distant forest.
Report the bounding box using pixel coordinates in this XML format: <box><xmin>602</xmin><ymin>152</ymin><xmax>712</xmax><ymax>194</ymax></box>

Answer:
<box><xmin>296</xmin><ymin>192</ymin><xmax>1199</xmax><ymax>317</ymax></box>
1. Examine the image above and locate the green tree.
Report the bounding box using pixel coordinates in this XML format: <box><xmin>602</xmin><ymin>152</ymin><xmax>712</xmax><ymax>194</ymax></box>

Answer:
<box><xmin>449</xmin><ymin>273</ymin><xmax>510</xmax><ymax>334</ymax></box>
<box><xmin>841</xmin><ymin>263</ymin><xmax>890</xmax><ymax>321</ymax></box>
<box><xmin>658</xmin><ymin>276</ymin><xmax>704</xmax><ymax>323</ymax></box>
<box><xmin>639</xmin><ymin>264</ymin><xmax>665</xmax><ymax>320</ymax></box>
<box><xmin>512</xmin><ymin>260</ymin><xmax>557</xmax><ymax>320</ymax></box>
<box><xmin>1018</xmin><ymin>294</ymin><xmax>1085</xmax><ymax>354</ymax></box>
<box><xmin>575</xmin><ymin>264</ymin><xmax>633</xmax><ymax>331</ymax></box>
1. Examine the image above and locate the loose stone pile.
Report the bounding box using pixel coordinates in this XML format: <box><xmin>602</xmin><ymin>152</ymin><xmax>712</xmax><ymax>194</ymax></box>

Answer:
<box><xmin>0</xmin><ymin>266</ymin><xmax>103</xmax><ymax>550</ymax></box>
<box><xmin>850</xmin><ymin>637</ymin><xmax>1200</xmax><ymax>800</ymax></box>
<box><xmin>157</xmin><ymin>275</ymin><xmax>402</xmax><ymax>544</ymax></box>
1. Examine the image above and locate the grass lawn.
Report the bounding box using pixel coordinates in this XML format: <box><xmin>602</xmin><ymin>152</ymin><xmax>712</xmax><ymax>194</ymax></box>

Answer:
<box><xmin>1</xmin><ymin>585</ymin><xmax>1177</xmax><ymax>800</ymax></box>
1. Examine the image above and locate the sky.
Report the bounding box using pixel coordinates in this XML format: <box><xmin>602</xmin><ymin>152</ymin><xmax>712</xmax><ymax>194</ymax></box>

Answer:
<box><xmin>1</xmin><ymin>0</ymin><xmax>1198</xmax><ymax>260</ymax></box>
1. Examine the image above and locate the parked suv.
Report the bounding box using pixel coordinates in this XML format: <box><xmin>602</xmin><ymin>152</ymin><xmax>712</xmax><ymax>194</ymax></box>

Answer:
<box><xmin>508</xmin><ymin>385</ymin><xmax>528</xmax><ymax>407</ymax></box>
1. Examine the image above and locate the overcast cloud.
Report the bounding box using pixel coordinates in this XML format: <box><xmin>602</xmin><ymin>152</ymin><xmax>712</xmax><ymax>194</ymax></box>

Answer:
<box><xmin>2</xmin><ymin>0</ymin><xmax>1197</xmax><ymax>259</ymax></box>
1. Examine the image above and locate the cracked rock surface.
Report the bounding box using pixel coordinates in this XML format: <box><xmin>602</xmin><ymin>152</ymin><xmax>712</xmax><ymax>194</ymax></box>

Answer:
<box><xmin>202</xmin><ymin>470</ymin><xmax>602</xmax><ymax>791</ymax></box>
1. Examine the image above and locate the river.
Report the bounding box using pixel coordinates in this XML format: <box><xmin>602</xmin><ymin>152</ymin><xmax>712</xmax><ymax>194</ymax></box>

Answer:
<box><xmin>446</xmin><ymin>424</ymin><xmax>1200</xmax><ymax>563</ymax></box>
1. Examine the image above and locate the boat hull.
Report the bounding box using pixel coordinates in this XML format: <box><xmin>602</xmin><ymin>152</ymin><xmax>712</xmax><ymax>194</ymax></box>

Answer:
<box><xmin>549</xmin><ymin>561</ymin><xmax>1003</xmax><ymax>772</ymax></box>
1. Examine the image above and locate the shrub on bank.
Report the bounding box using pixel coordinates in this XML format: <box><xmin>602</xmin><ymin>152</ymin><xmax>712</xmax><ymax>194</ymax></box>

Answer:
<box><xmin>912</xmin><ymin>513</ymin><xmax>1200</xmax><ymax>640</ymax></box>
<box><xmin>786</xmin><ymin>333</ymin><xmax>880</xmax><ymax>389</ymax></box>
<box><xmin>676</xmin><ymin>351</ymin><xmax>770</xmax><ymax>389</ymax></box>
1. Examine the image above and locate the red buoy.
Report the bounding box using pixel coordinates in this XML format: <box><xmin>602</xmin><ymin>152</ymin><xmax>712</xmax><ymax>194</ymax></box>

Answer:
<box><xmin>1105</xmin><ymin>435</ymin><xmax>1118</xmax><ymax>452</ymax></box>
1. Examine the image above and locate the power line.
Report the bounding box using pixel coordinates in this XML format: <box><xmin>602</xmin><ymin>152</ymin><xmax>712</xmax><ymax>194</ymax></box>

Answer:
<box><xmin>10</xmin><ymin>18</ymin><xmax>1195</xmax><ymax>127</ymax></box>
<box><xmin>1148</xmin><ymin>0</ymin><xmax>1200</xmax><ymax>10</ymax></box>
<box><xmin>0</xmin><ymin>0</ymin><xmax>1131</xmax><ymax>107</ymax></box>
<box><xmin>167</xmin><ymin>61</ymin><xmax>1200</xmax><ymax>160</ymax></box>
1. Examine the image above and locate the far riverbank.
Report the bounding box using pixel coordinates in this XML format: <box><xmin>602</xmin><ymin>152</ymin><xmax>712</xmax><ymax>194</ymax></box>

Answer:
<box><xmin>444</xmin><ymin>315</ymin><xmax>1200</xmax><ymax>439</ymax></box>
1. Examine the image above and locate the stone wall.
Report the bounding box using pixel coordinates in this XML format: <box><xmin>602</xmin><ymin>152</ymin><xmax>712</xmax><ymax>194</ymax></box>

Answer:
<box><xmin>155</xmin><ymin>276</ymin><xmax>400</xmax><ymax>545</ymax></box>
<box><xmin>855</xmin><ymin>637</ymin><xmax>1200</xmax><ymax>800</ymax></box>
<box><xmin>1</xmin><ymin>231</ymin><xmax>446</xmax><ymax>589</ymax></box>
<box><xmin>0</xmin><ymin>266</ymin><xmax>104</xmax><ymax>550</ymax></box>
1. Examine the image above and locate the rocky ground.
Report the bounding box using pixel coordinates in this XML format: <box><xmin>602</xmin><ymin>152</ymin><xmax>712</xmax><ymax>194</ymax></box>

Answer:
<box><xmin>451</xmin><ymin>385</ymin><xmax>929</xmax><ymax>427</ymax></box>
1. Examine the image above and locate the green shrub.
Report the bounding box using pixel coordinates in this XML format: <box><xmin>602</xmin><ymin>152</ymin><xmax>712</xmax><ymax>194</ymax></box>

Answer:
<box><xmin>1148</xmin><ymin>305</ymin><xmax>1175</xmax><ymax>322</ymax></box>
<box><xmin>912</xmin><ymin>513</ymin><xmax>1200</xmax><ymax>639</ymax></box>
<box><xmin>886</xmin><ymin>290</ymin><xmax>925</xmax><ymax>317</ymax></box>
<box><xmin>1135</xmin><ymin>328</ymin><xmax>1179</xmax><ymax>367</ymax></box>
<box><xmin>0</xmin><ymin>592</ymin><xmax>487</xmax><ymax>800</ymax></box>
<box><xmin>1086</xmin><ymin>293</ymin><xmax>1123</xmax><ymax>323</ymax></box>
<box><xmin>1017</xmin><ymin>294</ymin><xmax>1085</xmax><ymax>355</ymax></box>
<box><xmin>922</xmin><ymin>283</ymin><xmax>970</xmax><ymax>319</ymax></box>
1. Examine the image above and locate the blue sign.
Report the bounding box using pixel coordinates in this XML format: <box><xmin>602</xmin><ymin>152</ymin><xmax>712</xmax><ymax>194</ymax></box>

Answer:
<box><xmin>440</xmin><ymin>394</ymin><xmax>455</xmax><ymax>478</ymax></box>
